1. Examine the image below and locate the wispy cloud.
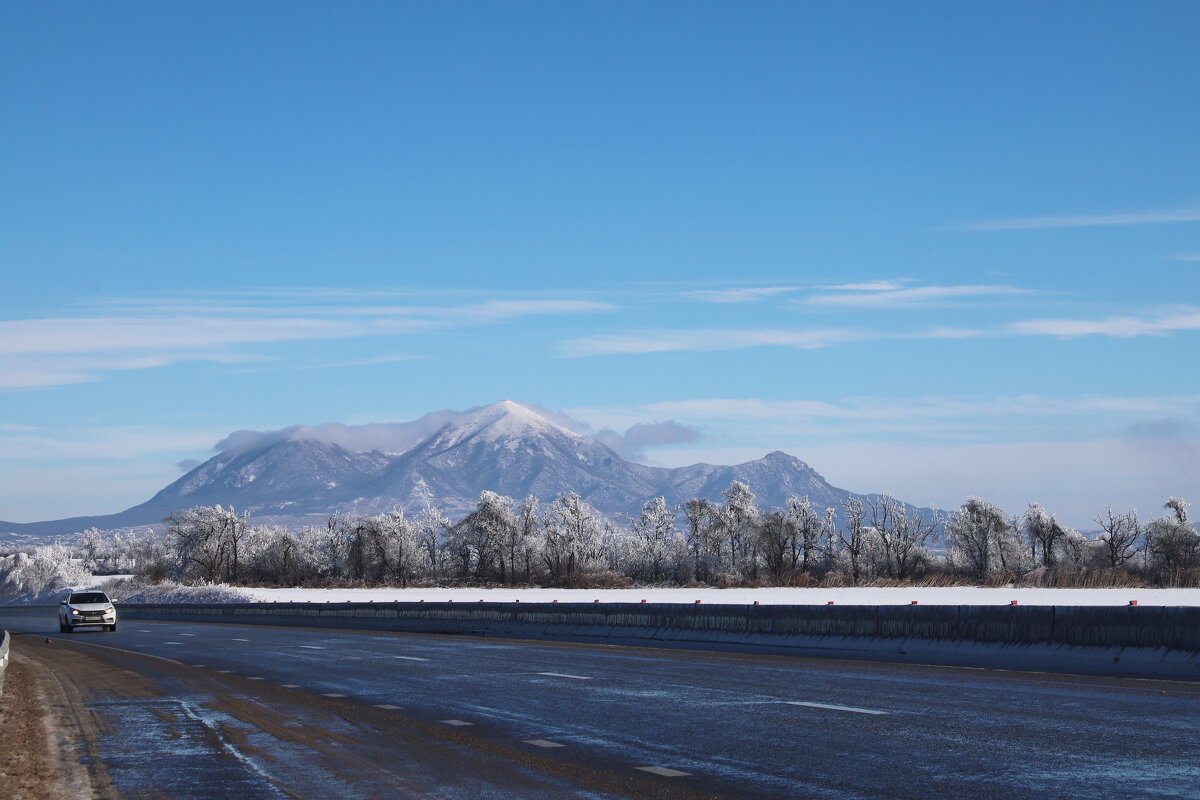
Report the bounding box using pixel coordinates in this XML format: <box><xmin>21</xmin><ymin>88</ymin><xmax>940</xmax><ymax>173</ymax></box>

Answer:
<box><xmin>560</xmin><ymin>327</ymin><xmax>873</xmax><ymax>357</ymax></box>
<box><xmin>818</xmin><ymin>280</ymin><xmax>908</xmax><ymax>292</ymax></box>
<box><xmin>0</xmin><ymin>424</ymin><xmax>226</xmax><ymax>460</ymax></box>
<box><xmin>960</xmin><ymin>207</ymin><xmax>1200</xmax><ymax>231</ymax></box>
<box><xmin>0</xmin><ymin>295</ymin><xmax>615</xmax><ymax>389</ymax></box>
<box><xmin>1007</xmin><ymin>307</ymin><xmax>1200</xmax><ymax>338</ymax></box>
<box><xmin>302</xmin><ymin>354</ymin><xmax>427</xmax><ymax>370</ymax></box>
<box><xmin>563</xmin><ymin>301</ymin><xmax>1200</xmax><ymax>359</ymax></box>
<box><xmin>1171</xmin><ymin>253</ymin><xmax>1200</xmax><ymax>262</ymax></box>
<box><xmin>567</xmin><ymin>394</ymin><xmax>1200</xmax><ymax>443</ymax></box>
<box><xmin>804</xmin><ymin>284</ymin><xmax>1032</xmax><ymax>308</ymax></box>
<box><xmin>679</xmin><ymin>286</ymin><xmax>801</xmax><ymax>303</ymax></box>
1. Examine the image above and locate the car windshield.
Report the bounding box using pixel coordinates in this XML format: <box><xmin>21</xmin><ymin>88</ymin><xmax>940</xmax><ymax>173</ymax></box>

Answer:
<box><xmin>70</xmin><ymin>592</ymin><xmax>109</xmax><ymax>604</ymax></box>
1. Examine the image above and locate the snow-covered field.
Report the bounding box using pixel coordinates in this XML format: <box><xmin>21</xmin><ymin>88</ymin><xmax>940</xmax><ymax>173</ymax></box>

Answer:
<box><xmin>231</xmin><ymin>586</ymin><xmax>1200</xmax><ymax>607</ymax></box>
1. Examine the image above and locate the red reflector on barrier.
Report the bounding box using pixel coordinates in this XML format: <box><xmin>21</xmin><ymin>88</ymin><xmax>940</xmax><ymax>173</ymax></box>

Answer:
<box><xmin>911</xmin><ymin>601</ymin><xmax>918</xmax><ymax>605</ymax></box>
<box><xmin>1130</xmin><ymin>600</ymin><xmax>1138</xmax><ymax>606</ymax></box>
<box><xmin>1011</xmin><ymin>600</ymin><xmax>1018</xmax><ymax>605</ymax></box>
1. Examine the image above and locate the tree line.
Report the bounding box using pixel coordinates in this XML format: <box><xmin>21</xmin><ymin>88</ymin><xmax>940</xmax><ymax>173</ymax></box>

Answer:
<box><xmin>6</xmin><ymin>483</ymin><xmax>1195</xmax><ymax>597</ymax></box>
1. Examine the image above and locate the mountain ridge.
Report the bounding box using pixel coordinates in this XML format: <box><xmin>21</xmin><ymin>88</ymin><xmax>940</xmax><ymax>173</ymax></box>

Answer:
<box><xmin>1</xmin><ymin>400</ymin><xmax>934</xmax><ymax>538</ymax></box>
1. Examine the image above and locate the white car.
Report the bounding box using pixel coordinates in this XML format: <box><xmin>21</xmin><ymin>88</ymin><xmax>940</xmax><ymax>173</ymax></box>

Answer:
<box><xmin>59</xmin><ymin>591</ymin><xmax>118</xmax><ymax>632</ymax></box>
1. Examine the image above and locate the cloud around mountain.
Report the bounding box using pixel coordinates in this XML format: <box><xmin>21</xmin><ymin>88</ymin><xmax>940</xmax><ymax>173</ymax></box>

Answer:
<box><xmin>208</xmin><ymin>403</ymin><xmax>698</xmax><ymax>464</ymax></box>
<box><xmin>593</xmin><ymin>421</ymin><xmax>701</xmax><ymax>460</ymax></box>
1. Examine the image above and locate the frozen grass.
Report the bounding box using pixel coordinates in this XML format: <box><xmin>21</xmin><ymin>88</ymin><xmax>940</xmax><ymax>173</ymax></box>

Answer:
<box><xmin>230</xmin><ymin>586</ymin><xmax>1200</xmax><ymax>606</ymax></box>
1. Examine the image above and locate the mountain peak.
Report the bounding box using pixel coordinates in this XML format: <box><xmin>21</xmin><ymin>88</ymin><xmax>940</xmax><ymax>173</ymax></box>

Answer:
<box><xmin>431</xmin><ymin>400</ymin><xmax>584</xmax><ymax>448</ymax></box>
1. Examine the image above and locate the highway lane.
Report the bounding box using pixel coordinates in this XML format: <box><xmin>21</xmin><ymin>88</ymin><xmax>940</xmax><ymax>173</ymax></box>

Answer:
<box><xmin>3</xmin><ymin>607</ymin><xmax>1199</xmax><ymax>799</ymax></box>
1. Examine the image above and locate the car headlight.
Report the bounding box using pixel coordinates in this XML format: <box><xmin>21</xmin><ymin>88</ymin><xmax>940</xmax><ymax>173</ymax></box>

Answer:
<box><xmin>71</xmin><ymin>609</ymin><xmax>81</xmax><ymax>616</ymax></box>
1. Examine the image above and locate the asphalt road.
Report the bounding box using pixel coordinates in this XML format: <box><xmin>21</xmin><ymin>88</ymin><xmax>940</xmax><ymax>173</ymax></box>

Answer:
<box><xmin>2</xmin><ymin>607</ymin><xmax>1199</xmax><ymax>799</ymax></box>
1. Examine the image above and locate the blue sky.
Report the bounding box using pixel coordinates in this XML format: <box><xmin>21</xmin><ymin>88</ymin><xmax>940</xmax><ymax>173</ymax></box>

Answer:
<box><xmin>1</xmin><ymin>1</ymin><xmax>1197</xmax><ymax>526</ymax></box>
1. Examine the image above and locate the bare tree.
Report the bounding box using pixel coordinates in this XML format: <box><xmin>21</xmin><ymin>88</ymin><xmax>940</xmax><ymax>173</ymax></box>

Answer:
<box><xmin>682</xmin><ymin>498</ymin><xmax>719</xmax><ymax>583</ymax></box>
<box><xmin>1095</xmin><ymin>505</ymin><xmax>1141</xmax><ymax>570</ymax></box>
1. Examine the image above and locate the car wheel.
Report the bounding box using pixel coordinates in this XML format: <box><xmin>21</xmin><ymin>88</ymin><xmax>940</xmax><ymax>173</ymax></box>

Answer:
<box><xmin>64</xmin><ymin>624</ymin><xmax>73</xmax><ymax>633</ymax></box>
<box><xmin>108</xmin><ymin>624</ymin><xmax>117</xmax><ymax>632</ymax></box>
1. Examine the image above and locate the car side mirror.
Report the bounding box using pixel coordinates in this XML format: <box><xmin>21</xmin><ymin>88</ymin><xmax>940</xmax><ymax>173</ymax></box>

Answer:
<box><xmin>60</xmin><ymin>600</ymin><xmax>67</xmax><ymax>605</ymax></box>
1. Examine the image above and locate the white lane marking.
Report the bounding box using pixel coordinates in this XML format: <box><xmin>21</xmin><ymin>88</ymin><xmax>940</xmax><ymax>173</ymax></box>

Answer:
<box><xmin>536</xmin><ymin>672</ymin><xmax>593</xmax><ymax>680</ymax></box>
<box><xmin>322</xmin><ymin>693</ymin><xmax>346</xmax><ymax>698</ymax></box>
<box><xmin>218</xmin><ymin>670</ymin><xmax>234</xmax><ymax>674</ymax></box>
<box><xmin>637</xmin><ymin>766</ymin><xmax>691</xmax><ymax>777</ymax></box>
<box><xmin>440</xmin><ymin>719</ymin><xmax>473</xmax><ymax>726</ymax></box>
<box><xmin>374</xmin><ymin>704</ymin><xmax>403</xmax><ymax>710</ymax></box>
<box><xmin>138</xmin><ymin>629</ymin><xmax>152</xmax><ymax>633</ymax></box>
<box><xmin>280</xmin><ymin>684</ymin><xmax>301</xmax><ymax>689</ymax></box>
<box><xmin>191</xmin><ymin>664</ymin><xmax>206</xmax><ymax>668</ymax></box>
<box><xmin>165</xmin><ymin>641</ymin><xmax>182</xmax><ymax>645</ymax></box>
<box><xmin>298</xmin><ymin>645</ymin><xmax>325</xmax><ymax>650</ymax></box>
<box><xmin>393</xmin><ymin>656</ymin><xmax>430</xmax><ymax>661</ymax></box>
<box><xmin>523</xmin><ymin>739</ymin><xmax>565</xmax><ymax>748</ymax></box>
<box><xmin>786</xmin><ymin>701</ymin><xmax>889</xmax><ymax>715</ymax></box>
<box><xmin>247</xmin><ymin>677</ymin><xmax>264</xmax><ymax>681</ymax></box>
<box><xmin>231</xmin><ymin>638</ymin><xmax>250</xmax><ymax>642</ymax></box>
<box><xmin>179</xmin><ymin>633</ymin><xmax>195</xmax><ymax>636</ymax></box>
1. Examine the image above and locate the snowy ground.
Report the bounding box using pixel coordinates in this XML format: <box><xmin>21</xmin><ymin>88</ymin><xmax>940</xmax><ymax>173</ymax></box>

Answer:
<box><xmin>231</xmin><ymin>586</ymin><xmax>1200</xmax><ymax>607</ymax></box>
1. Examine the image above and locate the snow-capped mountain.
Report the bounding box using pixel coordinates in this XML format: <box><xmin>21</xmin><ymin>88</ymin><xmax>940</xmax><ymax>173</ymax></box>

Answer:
<box><xmin>0</xmin><ymin>400</ymin><xmax>932</xmax><ymax>537</ymax></box>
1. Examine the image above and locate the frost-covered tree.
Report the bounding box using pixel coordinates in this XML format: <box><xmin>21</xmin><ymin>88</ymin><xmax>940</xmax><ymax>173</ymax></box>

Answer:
<box><xmin>786</xmin><ymin>496</ymin><xmax>835</xmax><ymax>577</ymax></box>
<box><xmin>838</xmin><ymin>497</ymin><xmax>869</xmax><ymax>583</ymax></box>
<box><xmin>1145</xmin><ymin>497</ymin><xmax>1199</xmax><ymax>580</ymax></box>
<box><xmin>366</xmin><ymin>510</ymin><xmax>420</xmax><ymax>585</ymax></box>
<box><xmin>0</xmin><ymin>544</ymin><xmax>91</xmax><ymax>600</ymax></box>
<box><xmin>448</xmin><ymin>491</ymin><xmax>515</xmax><ymax>581</ymax></box>
<box><xmin>164</xmin><ymin>505</ymin><xmax>249</xmax><ymax>584</ymax></box>
<box><xmin>413</xmin><ymin>503</ymin><xmax>450</xmax><ymax>582</ymax></box>
<box><xmin>541</xmin><ymin>493</ymin><xmax>604</xmax><ymax>583</ymax></box>
<box><xmin>1022</xmin><ymin>502</ymin><xmax>1066</xmax><ymax>568</ymax></box>
<box><xmin>864</xmin><ymin>494</ymin><xmax>934</xmax><ymax>580</ymax></box>
<box><xmin>514</xmin><ymin>496</ymin><xmax>542</xmax><ymax>584</ymax></box>
<box><xmin>946</xmin><ymin>497</ymin><xmax>1022</xmax><ymax>581</ymax></box>
<box><xmin>720</xmin><ymin>481</ymin><xmax>759</xmax><ymax>578</ymax></box>
<box><xmin>630</xmin><ymin>496</ymin><xmax>682</xmax><ymax>582</ymax></box>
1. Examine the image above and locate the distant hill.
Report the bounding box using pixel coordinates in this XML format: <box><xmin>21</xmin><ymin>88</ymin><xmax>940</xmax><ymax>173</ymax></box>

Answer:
<box><xmin>0</xmin><ymin>400</ymin><xmax>937</xmax><ymax>538</ymax></box>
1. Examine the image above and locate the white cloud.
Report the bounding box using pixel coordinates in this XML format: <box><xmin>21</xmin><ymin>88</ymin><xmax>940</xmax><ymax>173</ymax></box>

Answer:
<box><xmin>567</xmin><ymin>394</ymin><xmax>1200</xmax><ymax>441</ymax></box>
<box><xmin>680</xmin><ymin>286</ymin><xmax>801</xmax><ymax>303</ymax></box>
<box><xmin>1007</xmin><ymin>307</ymin><xmax>1200</xmax><ymax>338</ymax></box>
<box><xmin>0</xmin><ymin>425</ymin><xmax>226</xmax><ymax>461</ymax></box>
<box><xmin>302</xmin><ymin>354</ymin><xmax>427</xmax><ymax>369</ymax></box>
<box><xmin>804</xmin><ymin>284</ymin><xmax>1032</xmax><ymax>308</ymax></box>
<box><xmin>0</xmin><ymin>295</ymin><xmax>615</xmax><ymax>389</ymax></box>
<box><xmin>559</xmin><ymin>327</ymin><xmax>872</xmax><ymax>357</ymax></box>
<box><xmin>818</xmin><ymin>280</ymin><xmax>909</xmax><ymax>292</ymax></box>
<box><xmin>960</xmin><ymin>207</ymin><xmax>1200</xmax><ymax>231</ymax></box>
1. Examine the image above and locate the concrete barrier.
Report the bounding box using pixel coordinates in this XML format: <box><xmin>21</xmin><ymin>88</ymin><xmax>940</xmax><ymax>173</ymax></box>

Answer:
<box><xmin>119</xmin><ymin>602</ymin><xmax>1200</xmax><ymax>681</ymax></box>
<box><xmin>0</xmin><ymin>630</ymin><xmax>10</xmax><ymax>697</ymax></box>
